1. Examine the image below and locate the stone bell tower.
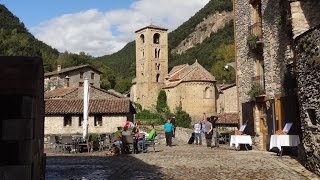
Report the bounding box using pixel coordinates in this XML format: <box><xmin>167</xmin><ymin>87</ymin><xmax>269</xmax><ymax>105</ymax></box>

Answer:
<box><xmin>132</xmin><ymin>25</ymin><xmax>168</xmax><ymax>110</ymax></box>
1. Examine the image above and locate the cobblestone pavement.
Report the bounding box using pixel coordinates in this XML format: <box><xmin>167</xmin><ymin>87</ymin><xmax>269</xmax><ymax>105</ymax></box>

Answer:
<box><xmin>45</xmin><ymin>140</ymin><xmax>319</xmax><ymax>180</ymax></box>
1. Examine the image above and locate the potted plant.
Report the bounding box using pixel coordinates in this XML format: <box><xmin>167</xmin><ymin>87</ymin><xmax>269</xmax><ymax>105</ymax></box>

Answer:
<box><xmin>247</xmin><ymin>83</ymin><xmax>264</xmax><ymax>101</ymax></box>
<box><xmin>247</xmin><ymin>34</ymin><xmax>259</xmax><ymax>50</ymax></box>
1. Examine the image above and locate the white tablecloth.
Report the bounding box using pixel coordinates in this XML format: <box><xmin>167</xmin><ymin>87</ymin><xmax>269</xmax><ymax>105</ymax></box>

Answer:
<box><xmin>230</xmin><ymin>135</ymin><xmax>252</xmax><ymax>148</ymax></box>
<box><xmin>269</xmin><ymin>135</ymin><xmax>300</xmax><ymax>151</ymax></box>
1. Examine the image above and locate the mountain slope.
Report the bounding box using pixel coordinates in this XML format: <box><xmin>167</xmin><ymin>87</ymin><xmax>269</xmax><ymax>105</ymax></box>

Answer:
<box><xmin>96</xmin><ymin>0</ymin><xmax>234</xmax><ymax>83</ymax></box>
<box><xmin>0</xmin><ymin>4</ymin><xmax>59</xmax><ymax>72</ymax></box>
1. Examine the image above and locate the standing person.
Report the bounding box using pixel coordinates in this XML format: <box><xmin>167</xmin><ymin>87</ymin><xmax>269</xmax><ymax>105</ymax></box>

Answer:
<box><xmin>201</xmin><ymin>117</ymin><xmax>206</xmax><ymax>145</ymax></box>
<box><xmin>194</xmin><ymin>121</ymin><xmax>202</xmax><ymax>145</ymax></box>
<box><xmin>210</xmin><ymin>116</ymin><xmax>218</xmax><ymax>147</ymax></box>
<box><xmin>171</xmin><ymin>116</ymin><xmax>176</xmax><ymax>138</ymax></box>
<box><xmin>164</xmin><ymin>119</ymin><xmax>174</xmax><ymax>146</ymax></box>
<box><xmin>204</xmin><ymin>117</ymin><xmax>213</xmax><ymax>148</ymax></box>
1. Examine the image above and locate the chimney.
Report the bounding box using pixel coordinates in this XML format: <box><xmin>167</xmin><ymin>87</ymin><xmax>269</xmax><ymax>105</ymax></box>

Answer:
<box><xmin>57</xmin><ymin>65</ymin><xmax>61</xmax><ymax>72</ymax></box>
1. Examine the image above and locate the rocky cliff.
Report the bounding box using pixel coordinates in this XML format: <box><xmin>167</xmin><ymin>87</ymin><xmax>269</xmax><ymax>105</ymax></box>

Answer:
<box><xmin>171</xmin><ymin>11</ymin><xmax>233</xmax><ymax>55</ymax></box>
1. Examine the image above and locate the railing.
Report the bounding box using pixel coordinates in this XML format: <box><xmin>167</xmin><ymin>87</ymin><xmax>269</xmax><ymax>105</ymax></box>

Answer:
<box><xmin>249</xmin><ymin>22</ymin><xmax>262</xmax><ymax>39</ymax></box>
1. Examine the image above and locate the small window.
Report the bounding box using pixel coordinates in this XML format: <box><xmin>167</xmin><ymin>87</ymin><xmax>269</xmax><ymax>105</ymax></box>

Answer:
<box><xmin>140</xmin><ymin>34</ymin><xmax>145</xmax><ymax>44</ymax></box>
<box><xmin>78</xmin><ymin>116</ymin><xmax>83</xmax><ymax>126</ymax></box>
<box><xmin>64</xmin><ymin>115</ymin><xmax>72</xmax><ymax>127</ymax></box>
<box><xmin>156</xmin><ymin>74</ymin><xmax>160</xmax><ymax>82</ymax></box>
<box><xmin>158</xmin><ymin>49</ymin><xmax>161</xmax><ymax>59</ymax></box>
<box><xmin>80</xmin><ymin>72</ymin><xmax>84</xmax><ymax>79</ymax></box>
<box><xmin>90</xmin><ymin>83</ymin><xmax>94</xmax><ymax>86</ymax></box>
<box><xmin>204</xmin><ymin>87</ymin><xmax>212</xmax><ymax>99</ymax></box>
<box><xmin>79</xmin><ymin>82</ymin><xmax>83</xmax><ymax>87</ymax></box>
<box><xmin>153</xmin><ymin>33</ymin><xmax>160</xmax><ymax>44</ymax></box>
<box><xmin>91</xmin><ymin>73</ymin><xmax>94</xmax><ymax>79</ymax></box>
<box><xmin>155</xmin><ymin>48</ymin><xmax>157</xmax><ymax>58</ymax></box>
<box><xmin>94</xmin><ymin>115</ymin><xmax>102</xmax><ymax>126</ymax></box>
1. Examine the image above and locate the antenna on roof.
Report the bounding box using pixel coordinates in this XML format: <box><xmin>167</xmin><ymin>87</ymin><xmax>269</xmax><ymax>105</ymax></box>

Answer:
<box><xmin>150</xmin><ymin>18</ymin><xmax>153</xmax><ymax>25</ymax></box>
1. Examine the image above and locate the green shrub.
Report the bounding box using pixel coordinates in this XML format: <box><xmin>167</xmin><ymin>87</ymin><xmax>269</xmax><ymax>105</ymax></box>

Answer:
<box><xmin>174</xmin><ymin>106</ymin><xmax>192</xmax><ymax>128</ymax></box>
<box><xmin>247</xmin><ymin>83</ymin><xmax>264</xmax><ymax>101</ymax></box>
<box><xmin>247</xmin><ymin>34</ymin><xmax>258</xmax><ymax>50</ymax></box>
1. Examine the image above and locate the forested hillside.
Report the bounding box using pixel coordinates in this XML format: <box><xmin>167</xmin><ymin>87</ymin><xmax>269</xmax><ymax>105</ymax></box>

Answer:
<box><xmin>0</xmin><ymin>0</ymin><xmax>235</xmax><ymax>93</ymax></box>
<box><xmin>96</xmin><ymin>0</ymin><xmax>235</xmax><ymax>86</ymax></box>
<box><xmin>0</xmin><ymin>4</ymin><xmax>59</xmax><ymax>72</ymax></box>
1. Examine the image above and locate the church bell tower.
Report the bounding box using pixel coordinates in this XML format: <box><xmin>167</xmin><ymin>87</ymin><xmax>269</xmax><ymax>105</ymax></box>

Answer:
<box><xmin>133</xmin><ymin>25</ymin><xmax>168</xmax><ymax>110</ymax></box>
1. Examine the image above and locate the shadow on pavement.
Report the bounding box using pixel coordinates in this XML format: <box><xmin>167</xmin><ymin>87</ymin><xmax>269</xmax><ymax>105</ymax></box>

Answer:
<box><xmin>46</xmin><ymin>155</ymin><xmax>165</xmax><ymax>180</ymax></box>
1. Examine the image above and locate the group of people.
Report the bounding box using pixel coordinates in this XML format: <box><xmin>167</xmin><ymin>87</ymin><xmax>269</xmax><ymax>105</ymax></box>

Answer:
<box><xmin>112</xmin><ymin>122</ymin><xmax>157</xmax><ymax>154</ymax></box>
<box><xmin>193</xmin><ymin>113</ymin><xmax>218</xmax><ymax>148</ymax></box>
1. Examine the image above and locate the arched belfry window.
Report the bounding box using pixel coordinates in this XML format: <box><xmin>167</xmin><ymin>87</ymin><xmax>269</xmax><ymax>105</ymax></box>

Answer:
<box><xmin>158</xmin><ymin>49</ymin><xmax>161</xmax><ymax>59</ymax></box>
<box><xmin>140</xmin><ymin>34</ymin><xmax>145</xmax><ymax>44</ymax></box>
<box><xmin>153</xmin><ymin>33</ymin><xmax>160</xmax><ymax>44</ymax></box>
<box><xmin>156</xmin><ymin>74</ymin><xmax>160</xmax><ymax>82</ymax></box>
<box><xmin>155</xmin><ymin>48</ymin><xmax>157</xmax><ymax>58</ymax></box>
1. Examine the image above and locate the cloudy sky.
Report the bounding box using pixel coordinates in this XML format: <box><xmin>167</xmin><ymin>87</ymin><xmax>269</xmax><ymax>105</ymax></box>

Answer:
<box><xmin>1</xmin><ymin>0</ymin><xmax>209</xmax><ymax>57</ymax></box>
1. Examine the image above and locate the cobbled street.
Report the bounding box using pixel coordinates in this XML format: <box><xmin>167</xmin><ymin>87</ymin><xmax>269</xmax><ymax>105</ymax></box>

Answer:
<box><xmin>45</xmin><ymin>140</ymin><xmax>319</xmax><ymax>180</ymax></box>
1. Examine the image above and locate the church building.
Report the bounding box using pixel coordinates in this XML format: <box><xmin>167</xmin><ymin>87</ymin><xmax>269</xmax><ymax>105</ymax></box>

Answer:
<box><xmin>130</xmin><ymin>25</ymin><xmax>217</xmax><ymax>120</ymax></box>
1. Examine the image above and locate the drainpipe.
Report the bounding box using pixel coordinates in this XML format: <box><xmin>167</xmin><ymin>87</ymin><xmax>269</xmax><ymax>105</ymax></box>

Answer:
<box><xmin>272</xmin><ymin>98</ymin><xmax>276</xmax><ymax>134</ymax></box>
<box><xmin>83</xmin><ymin>78</ymin><xmax>89</xmax><ymax>139</ymax></box>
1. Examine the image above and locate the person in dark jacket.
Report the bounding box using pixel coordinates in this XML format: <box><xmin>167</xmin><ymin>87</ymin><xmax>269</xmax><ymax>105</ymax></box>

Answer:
<box><xmin>171</xmin><ymin>116</ymin><xmax>176</xmax><ymax>138</ymax></box>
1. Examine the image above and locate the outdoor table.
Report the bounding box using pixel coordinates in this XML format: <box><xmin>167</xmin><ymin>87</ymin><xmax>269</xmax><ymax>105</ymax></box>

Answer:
<box><xmin>269</xmin><ymin>135</ymin><xmax>300</xmax><ymax>157</ymax></box>
<box><xmin>230</xmin><ymin>135</ymin><xmax>252</xmax><ymax>150</ymax></box>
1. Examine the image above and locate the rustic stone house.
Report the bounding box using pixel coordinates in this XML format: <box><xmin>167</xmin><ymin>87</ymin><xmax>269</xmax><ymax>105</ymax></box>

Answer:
<box><xmin>44</xmin><ymin>68</ymin><xmax>135</xmax><ymax>135</ymax></box>
<box><xmin>234</xmin><ymin>0</ymin><xmax>301</xmax><ymax>151</ymax></box>
<box><xmin>45</xmin><ymin>98</ymin><xmax>135</xmax><ymax>135</ymax></box>
<box><xmin>131</xmin><ymin>25</ymin><xmax>217</xmax><ymax>120</ymax></box>
<box><xmin>292</xmin><ymin>0</ymin><xmax>320</xmax><ymax>175</ymax></box>
<box><xmin>44</xmin><ymin>64</ymin><xmax>101</xmax><ymax>90</ymax></box>
<box><xmin>216</xmin><ymin>84</ymin><xmax>238</xmax><ymax>127</ymax></box>
<box><xmin>234</xmin><ymin>0</ymin><xmax>320</xmax><ymax>175</ymax></box>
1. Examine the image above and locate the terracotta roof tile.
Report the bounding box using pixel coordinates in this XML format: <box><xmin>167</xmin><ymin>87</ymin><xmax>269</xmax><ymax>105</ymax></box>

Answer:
<box><xmin>216</xmin><ymin>113</ymin><xmax>239</xmax><ymax>124</ymax></box>
<box><xmin>45</xmin><ymin>99</ymin><xmax>131</xmax><ymax>115</ymax></box>
<box><xmin>164</xmin><ymin>60</ymin><xmax>216</xmax><ymax>88</ymax></box>
<box><xmin>44</xmin><ymin>87</ymin><xmax>78</xmax><ymax>99</ymax></box>
<box><xmin>44</xmin><ymin>64</ymin><xmax>101</xmax><ymax>77</ymax></box>
<box><xmin>135</xmin><ymin>24</ymin><xmax>168</xmax><ymax>32</ymax></box>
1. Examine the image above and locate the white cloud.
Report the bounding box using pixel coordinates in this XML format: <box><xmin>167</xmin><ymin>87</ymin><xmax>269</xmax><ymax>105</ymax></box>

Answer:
<box><xmin>31</xmin><ymin>0</ymin><xmax>210</xmax><ymax>57</ymax></box>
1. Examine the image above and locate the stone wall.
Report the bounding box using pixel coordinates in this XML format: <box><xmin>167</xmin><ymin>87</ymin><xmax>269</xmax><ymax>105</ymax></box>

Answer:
<box><xmin>45</xmin><ymin>115</ymin><xmax>127</xmax><ymax>135</ymax></box>
<box><xmin>45</xmin><ymin>67</ymin><xmax>101</xmax><ymax>90</ymax></box>
<box><xmin>290</xmin><ymin>0</ymin><xmax>320</xmax><ymax>38</ymax></box>
<box><xmin>165</xmin><ymin>82</ymin><xmax>216</xmax><ymax>122</ymax></box>
<box><xmin>217</xmin><ymin>85</ymin><xmax>238</xmax><ymax>114</ymax></box>
<box><xmin>295</xmin><ymin>25</ymin><xmax>320</xmax><ymax>176</ymax></box>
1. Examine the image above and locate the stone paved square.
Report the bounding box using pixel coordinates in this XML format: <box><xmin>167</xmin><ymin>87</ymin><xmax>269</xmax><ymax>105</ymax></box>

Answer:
<box><xmin>45</xmin><ymin>142</ymin><xmax>319</xmax><ymax>180</ymax></box>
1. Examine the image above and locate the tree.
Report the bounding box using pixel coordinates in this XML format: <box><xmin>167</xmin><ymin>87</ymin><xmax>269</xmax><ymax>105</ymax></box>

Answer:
<box><xmin>174</xmin><ymin>106</ymin><xmax>192</xmax><ymax>128</ymax></box>
<box><xmin>156</xmin><ymin>90</ymin><xmax>170</xmax><ymax>114</ymax></box>
<box><xmin>210</xmin><ymin>43</ymin><xmax>235</xmax><ymax>84</ymax></box>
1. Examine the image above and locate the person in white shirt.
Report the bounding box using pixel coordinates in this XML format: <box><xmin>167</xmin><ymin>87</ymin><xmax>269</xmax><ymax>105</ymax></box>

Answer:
<box><xmin>194</xmin><ymin>121</ymin><xmax>202</xmax><ymax>145</ymax></box>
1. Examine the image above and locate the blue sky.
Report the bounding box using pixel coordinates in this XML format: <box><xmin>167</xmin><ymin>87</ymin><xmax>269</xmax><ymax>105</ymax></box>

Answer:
<box><xmin>0</xmin><ymin>0</ymin><xmax>209</xmax><ymax>56</ymax></box>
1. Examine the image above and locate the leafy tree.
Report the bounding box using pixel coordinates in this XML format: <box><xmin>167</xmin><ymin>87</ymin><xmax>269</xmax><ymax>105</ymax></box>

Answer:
<box><xmin>114</xmin><ymin>77</ymin><xmax>133</xmax><ymax>93</ymax></box>
<box><xmin>174</xmin><ymin>106</ymin><xmax>192</xmax><ymax>128</ymax></box>
<box><xmin>156</xmin><ymin>90</ymin><xmax>170</xmax><ymax>114</ymax></box>
<box><xmin>210</xmin><ymin>43</ymin><xmax>235</xmax><ymax>84</ymax></box>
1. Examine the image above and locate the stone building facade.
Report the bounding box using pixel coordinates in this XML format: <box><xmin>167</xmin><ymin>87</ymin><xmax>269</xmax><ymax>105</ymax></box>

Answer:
<box><xmin>235</xmin><ymin>0</ymin><xmax>320</xmax><ymax>175</ymax></box>
<box><xmin>131</xmin><ymin>25</ymin><xmax>169</xmax><ymax>110</ymax></box>
<box><xmin>44</xmin><ymin>64</ymin><xmax>101</xmax><ymax>91</ymax></box>
<box><xmin>234</xmin><ymin>0</ymin><xmax>299</xmax><ymax>150</ymax></box>
<box><xmin>45</xmin><ymin>99</ymin><xmax>134</xmax><ymax>135</ymax></box>
<box><xmin>44</xmin><ymin>80</ymin><xmax>134</xmax><ymax>135</ymax></box>
<box><xmin>295</xmin><ymin>23</ymin><xmax>320</xmax><ymax>176</ymax></box>
<box><xmin>131</xmin><ymin>25</ymin><xmax>217</xmax><ymax>120</ymax></box>
<box><xmin>163</xmin><ymin>61</ymin><xmax>217</xmax><ymax>120</ymax></box>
